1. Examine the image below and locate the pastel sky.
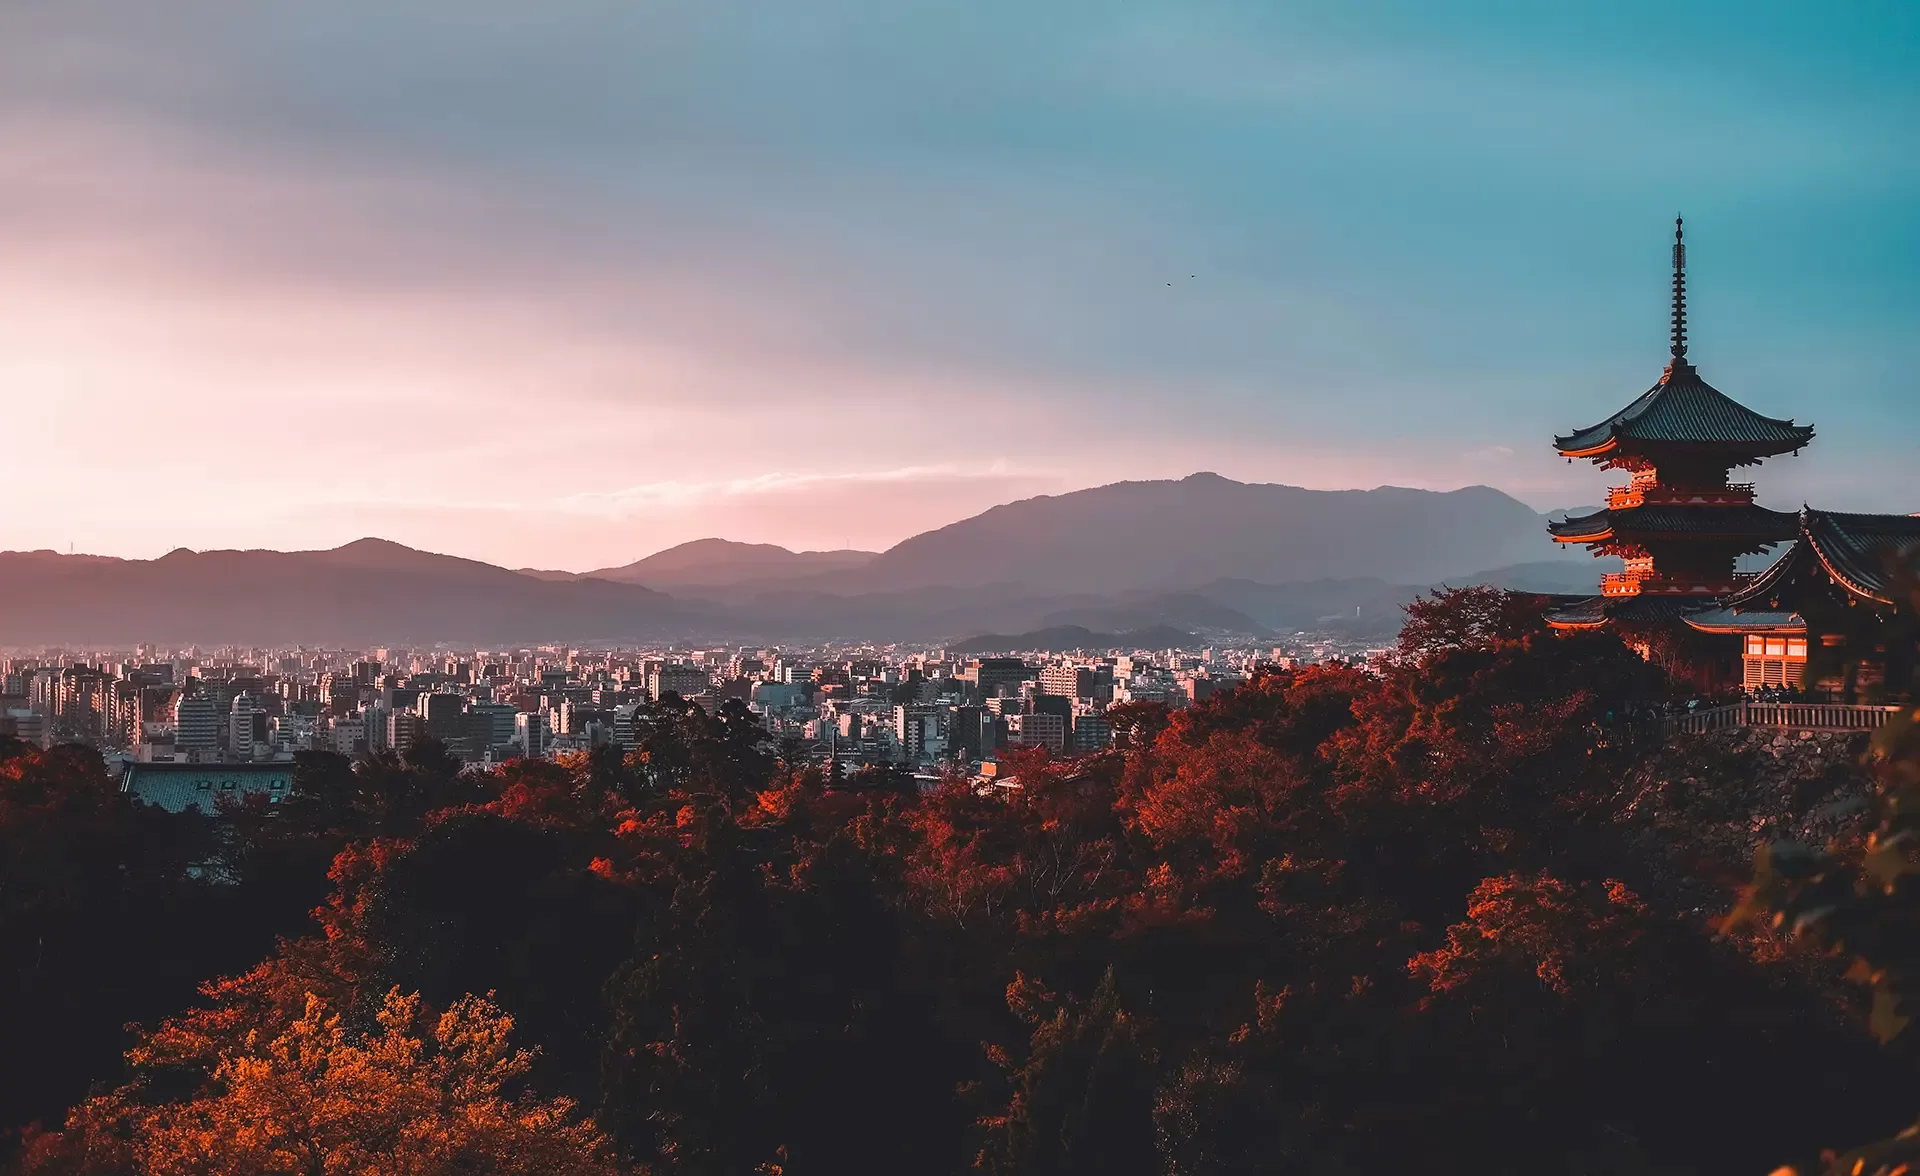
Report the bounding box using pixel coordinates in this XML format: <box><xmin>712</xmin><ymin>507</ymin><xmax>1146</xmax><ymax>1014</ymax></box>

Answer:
<box><xmin>2</xmin><ymin>1</ymin><xmax>1914</xmax><ymax>570</ymax></box>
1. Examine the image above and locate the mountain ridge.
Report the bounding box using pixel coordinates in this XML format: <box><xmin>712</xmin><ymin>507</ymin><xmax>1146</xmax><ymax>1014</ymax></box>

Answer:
<box><xmin>584</xmin><ymin>538</ymin><xmax>878</xmax><ymax>589</ymax></box>
<box><xmin>823</xmin><ymin>474</ymin><xmax>1574</xmax><ymax>595</ymax></box>
<box><xmin>0</xmin><ymin>475</ymin><xmax>1608</xmax><ymax>644</ymax></box>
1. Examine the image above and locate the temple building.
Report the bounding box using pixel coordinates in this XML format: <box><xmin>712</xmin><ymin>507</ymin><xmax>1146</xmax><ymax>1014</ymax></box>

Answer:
<box><xmin>1683</xmin><ymin>510</ymin><xmax>1920</xmax><ymax>697</ymax></box>
<box><xmin>1546</xmin><ymin>219</ymin><xmax>1917</xmax><ymax>699</ymax></box>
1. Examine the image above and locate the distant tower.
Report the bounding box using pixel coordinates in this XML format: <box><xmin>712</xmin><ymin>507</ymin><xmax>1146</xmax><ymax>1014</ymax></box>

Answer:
<box><xmin>1546</xmin><ymin>218</ymin><xmax>1813</xmax><ymax>642</ymax></box>
<box><xmin>230</xmin><ymin>694</ymin><xmax>260</xmax><ymax>758</ymax></box>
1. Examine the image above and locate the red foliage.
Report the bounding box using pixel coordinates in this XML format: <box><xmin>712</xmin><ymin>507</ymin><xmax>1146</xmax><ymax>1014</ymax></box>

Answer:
<box><xmin>1409</xmin><ymin>871</ymin><xmax>1650</xmax><ymax>1001</ymax></box>
<box><xmin>1397</xmin><ymin>584</ymin><xmax>1551</xmax><ymax>662</ymax></box>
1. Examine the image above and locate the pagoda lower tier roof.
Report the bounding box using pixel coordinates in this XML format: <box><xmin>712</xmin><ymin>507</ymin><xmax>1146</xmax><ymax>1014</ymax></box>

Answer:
<box><xmin>1545</xmin><ymin>594</ymin><xmax>1724</xmax><ymax>629</ymax></box>
<box><xmin>1554</xmin><ymin>361</ymin><xmax>1814</xmax><ymax>458</ymax></box>
<box><xmin>1548</xmin><ymin>503</ymin><xmax>1800</xmax><ymax>544</ymax></box>
<box><xmin>1680</xmin><ymin>607</ymin><xmax>1806</xmax><ymax>634</ymax></box>
<box><xmin>1728</xmin><ymin>509</ymin><xmax>1920</xmax><ymax>609</ymax></box>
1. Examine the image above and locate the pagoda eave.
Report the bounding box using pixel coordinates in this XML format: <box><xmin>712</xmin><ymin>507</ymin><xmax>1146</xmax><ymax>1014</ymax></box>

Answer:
<box><xmin>1556</xmin><ymin>437</ymin><xmax>1816</xmax><ymax>468</ymax></box>
<box><xmin>1547</xmin><ymin>504</ymin><xmax>1800</xmax><ymax>547</ymax></box>
<box><xmin>1682</xmin><ymin>607</ymin><xmax>1806</xmax><ymax>635</ymax></box>
<box><xmin>1544</xmin><ymin>594</ymin><xmax>1725</xmax><ymax>630</ymax></box>
<box><xmin>1729</xmin><ymin>510</ymin><xmax>1920</xmax><ymax>612</ymax></box>
<box><xmin>1555</xmin><ymin>438</ymin><xmax>1620</xmax><ymax>461</ymax></box>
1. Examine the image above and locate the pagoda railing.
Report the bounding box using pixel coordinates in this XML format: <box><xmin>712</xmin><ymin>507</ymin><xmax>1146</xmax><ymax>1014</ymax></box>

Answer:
<box><xmin>1601</xmin><ymin>573</ymin><xmax>1743</xmax><ymax>597</ymax></box>
<box><xmin>1663</xmin><ymin>702</ymin><xmax>1902</xmax><ymax>737</ymax></box>
<box><xmin>1606</xmin><ymin>482</ymin><xmax>1758</xmax><ymax>510</ymax></box>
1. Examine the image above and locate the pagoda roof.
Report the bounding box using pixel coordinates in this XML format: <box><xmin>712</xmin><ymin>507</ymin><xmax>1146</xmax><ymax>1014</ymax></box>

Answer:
<box><xmin>1729</xmin><ymin>509</ymin><xmax>1920</xmax><ymax>609</ymax></box>
<box><xmin>1544</xmin><ymin>595</ymin><xmax>1609</xmax><ymax>628</ymax></box>
<box><xmin>1545</xmin><ymin>594</ymin><xmax>1721</xmax><ymax>630</ymax></box>
<box><xmin>1548</xmin><ymin>503</ymin><xmax>1800</xmax><ymax>544</ymax></box>
<box><xmin>1555</xmin><ymin>218</ymin><xmax>1813</xmax><ymax>462</ymax></box>
<box><xmin>1681</xmin><ymin>606</ymin><xmax>1805</xmax><ymax>634</ymax></box>
<box><xmin>1554</xmin><ymin>362</ymin><xmax>1815</xmax><ymax>458</ymax></box>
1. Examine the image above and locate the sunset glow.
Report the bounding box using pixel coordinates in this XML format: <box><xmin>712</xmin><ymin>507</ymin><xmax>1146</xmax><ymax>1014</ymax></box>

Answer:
<box><xmin>3</xmin><ymin>1</ymin><xmax>1912</xmax><ymax>567</ymax></box>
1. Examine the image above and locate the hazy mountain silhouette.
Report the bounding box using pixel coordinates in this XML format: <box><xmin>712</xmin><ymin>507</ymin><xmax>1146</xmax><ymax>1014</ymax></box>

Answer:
<box><xmin>0</xmin><ymin>539</ymin><xmax>700</xmax><ymax>645</ymax></box>
<box><xmin>1191</xmin><ymin>559</ymin><xmax>1619</xmax><ymax>639</ymax></box>
<box><xmin>583</xmin><ymin>539</ymin><xmax>878</xmax><ymax>589</ymax></box>
<box><xmin>817</xmin><ymin>474</ymin><xmax>1577</xmax><ymax>595</ymax></box>
<box><xmin>0</xmin><ymin>477</ymin><xmax>1610</xmax><ymax>645</ymax></box>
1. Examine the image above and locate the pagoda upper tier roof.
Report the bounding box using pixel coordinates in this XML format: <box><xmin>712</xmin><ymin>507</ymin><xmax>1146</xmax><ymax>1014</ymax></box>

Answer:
<box><xmin>1728</xmin><ymin>510</ymin><xmax>1920</xmax><ymax>609</ymax></box>
<box><xmin>1554</xmin><ymin>361</ymin><xmax>1814</xmax><ymax>459</ymax></box>
<box><xmin>1548</xmin><ymin>503</ymin><xmax>1800</xmax><ymax>544</ymax></box>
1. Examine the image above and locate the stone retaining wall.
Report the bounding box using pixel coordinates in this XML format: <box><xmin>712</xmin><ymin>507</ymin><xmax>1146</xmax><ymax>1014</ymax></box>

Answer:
<box><xmin>1614</xmin><ymin>726</ymin><xmax>1875</xmax><ymax>910</ymax></box>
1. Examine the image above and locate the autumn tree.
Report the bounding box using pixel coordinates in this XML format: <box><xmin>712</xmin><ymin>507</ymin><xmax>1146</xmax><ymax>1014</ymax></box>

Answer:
<box><xmin>19</xmin><ymin>988</ymin><xmax>623</xmax><ymax>1176</ymax></box>
<box><xmin>1396</xmin><ymin>584</ymin><xmax>1551</xmax><ymax>662</ymax></box>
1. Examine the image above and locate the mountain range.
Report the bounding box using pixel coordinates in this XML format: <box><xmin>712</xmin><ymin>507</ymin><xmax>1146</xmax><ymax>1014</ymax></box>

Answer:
<box><xmin>0</xmin><ymin>475</ymin><xmax>1616</xmax><ymax>646</ymax></box>
<box><xmin>580</xmin><ymin>539</ymin><xmax>878</xmax><ymax>590</ymax></box>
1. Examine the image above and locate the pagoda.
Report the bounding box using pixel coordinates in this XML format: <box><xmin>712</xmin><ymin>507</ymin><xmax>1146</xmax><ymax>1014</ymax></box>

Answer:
<box><xmin>1546</xmin><ymin>218</ymin><xmax>1813</xmax><ymax>644</ymax></box>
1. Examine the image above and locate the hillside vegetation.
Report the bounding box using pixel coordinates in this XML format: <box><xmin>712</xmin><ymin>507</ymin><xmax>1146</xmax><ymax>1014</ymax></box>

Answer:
<box><xmin>6</xmin><ymin>587</ymin><xmax>1918</xmax><ymax>1176</ymax></box>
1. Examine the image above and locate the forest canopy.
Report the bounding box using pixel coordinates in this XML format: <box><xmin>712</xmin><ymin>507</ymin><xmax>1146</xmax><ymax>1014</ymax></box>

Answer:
<box><xmin>4</xmin><ymin>586</ymin><xmax>1917</xmax><ymax>1176</ymax></box>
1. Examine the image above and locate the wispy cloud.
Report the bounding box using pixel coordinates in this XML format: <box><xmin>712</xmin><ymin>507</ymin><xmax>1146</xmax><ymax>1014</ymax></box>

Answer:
<box><xmin>552</xmin><ymin>465</ymin><xmax>1032</xmax><ymax>516</ymax></box>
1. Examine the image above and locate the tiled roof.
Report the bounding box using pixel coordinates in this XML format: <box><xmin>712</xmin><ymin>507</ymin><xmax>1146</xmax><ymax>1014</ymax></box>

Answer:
<box><xmin>1548</xmin><ymin>504</ymin><xmax>1800</xmax><ymax>543</ymax></box>
<box><xmin>1798</xmin><ymin>511</ymin><xmax>1920</xmax><ymax>605</ymax></box>
<box><xmin>1545</xmin><ymin>595</ymin><xmax>1718</xmax><ymax>628</ymax></box>
<box><xmin>1555</xmin><ymin>363</ymin><xmax>1814</xmax><ymax>456</ymax></box>
<box><xmin>1722</xmin><ymin>509</ymin><xmax>1920</xmax><ymax>612</ymax></box>
<box><xmin>121</xmin><ymin>762</ymin><xmax>293</xmax><ymax>815</ymax></box>
<box><xmin>1681</xmin><ymin>607</ymin><xmax>1806</xmax><ymax>633</ymax></box>
<box><xmin>1544</xmin><ymin>595</ymin><xmax>1608</xmax><ymax>627</ymax></box>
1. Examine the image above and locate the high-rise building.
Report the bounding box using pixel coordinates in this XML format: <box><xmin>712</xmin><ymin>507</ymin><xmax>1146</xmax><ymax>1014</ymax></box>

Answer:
<box><xmin>515</xmin><ymin>711</ymin><xmax>549</xmax><ymax>759</ymax></box>
<box><xmin>892</xmin><ymin>704</ymin><xmax>945</xmax><ymax>765</ymax></box>
<box><xmin>1005</xmin><ymin>712</ymin><xmax>1065</xmax><ymax>754</ymax></box>
<box><xmin>965</xmin><ymin>658</ymin><xmax>1029</xmax><ymax>702</ymax></box>
<box><xmin>648</xmin><ymin>663</ymin><xmax>710</xmax><ymax>701</ymax></box>
<box><xmin>1072</xmin><ymin>710</ymin><xmax>1112</xmax><ymax>753</ymax></box>
<box><xmin>1039</xmin><ymin>665</ymin><xmax>1095</xmax><ymax>701</ymax></box>
<box><xmin>388</xmin><ymin>709</ymin><xmax>424</xmax><ymax>757</ymax></box>
<box><xmin>229</xmin><ymin>695</ymin><xmax>259</xmax><ymax>757</ymax></box>
<box><xmin>174</xmin><ymin>695</ymin><xmax>220</xmax><ymax>755</ymax></box>
<box><xmin>331</xmin><ymin>715</ymin><xmax>365</xmax><ymax>756</ymax></box>
<box><xmin>416</xmin><ymin>691</ymin><xmax>464</xmax><ymax>741</ymax></box>
<box><xmin>611</xmin><ymin>703</ymin><xmax>644</xmax><ymax>752</ymax></box>
<box><xmin>322</xmin><ymin>674</ymin><xmax>360</xmax><ymax>716</ymax></box>
<box><xmin>466</xmin><ymin>702</ymin><xmax>518</xmax><ymax>754</ymax></box>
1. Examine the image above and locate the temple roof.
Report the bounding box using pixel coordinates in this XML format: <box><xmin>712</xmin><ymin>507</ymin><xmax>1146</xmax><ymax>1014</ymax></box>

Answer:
<box><xmin>1553</xmin><ymin>363</ymin><xmax>1815</xmax><ymax>458</ymax></box>
<box><xmin>1544</xmin><ymin>595</ymin><xmax>1609</xmax><ymax>628</ymax></box>
<box><xmin>1681</xmin><ymin>606</ymin><xmax>1806</xmax><ymax>634</ymax></box>
<box><xmin>1548</xmin><ymin>503</ymin><xmax>1800</xmax><ymax>544</ymax></box>
<box><xmin>1545</xmin><ymin>594</ymin><xmax>1721</xmax><ymax>629</ymax></box>
<box><xmin>1554</xmin><ymin>218</ymin><xmax>1813</xmax><ymax>461</ymax></box>
<box><xmin>1729</xmin><ymin>510</ymin><xmax>1920</xmax><ymax>609</ymax></box>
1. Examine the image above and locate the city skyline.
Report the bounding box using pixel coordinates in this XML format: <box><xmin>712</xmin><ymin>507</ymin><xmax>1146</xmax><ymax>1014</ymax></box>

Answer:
<box><xmin>3</xmin><ymin>0</ymin><xmax>1915</xmax><ymax>569</ymax></box>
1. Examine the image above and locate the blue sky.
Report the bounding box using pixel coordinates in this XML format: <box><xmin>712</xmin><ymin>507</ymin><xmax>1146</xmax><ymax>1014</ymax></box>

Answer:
<box><xmin>0</xmin><ymin>0</ymin><xmax>1913</xmax><ymax>567</ymax></box>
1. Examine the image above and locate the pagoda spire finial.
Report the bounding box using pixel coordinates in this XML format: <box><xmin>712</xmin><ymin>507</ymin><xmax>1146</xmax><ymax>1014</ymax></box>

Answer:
<box><xmin>1669</xmin><ymin>214</ymin><xmax>1688</xmax><ymax>362</ymax></box>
